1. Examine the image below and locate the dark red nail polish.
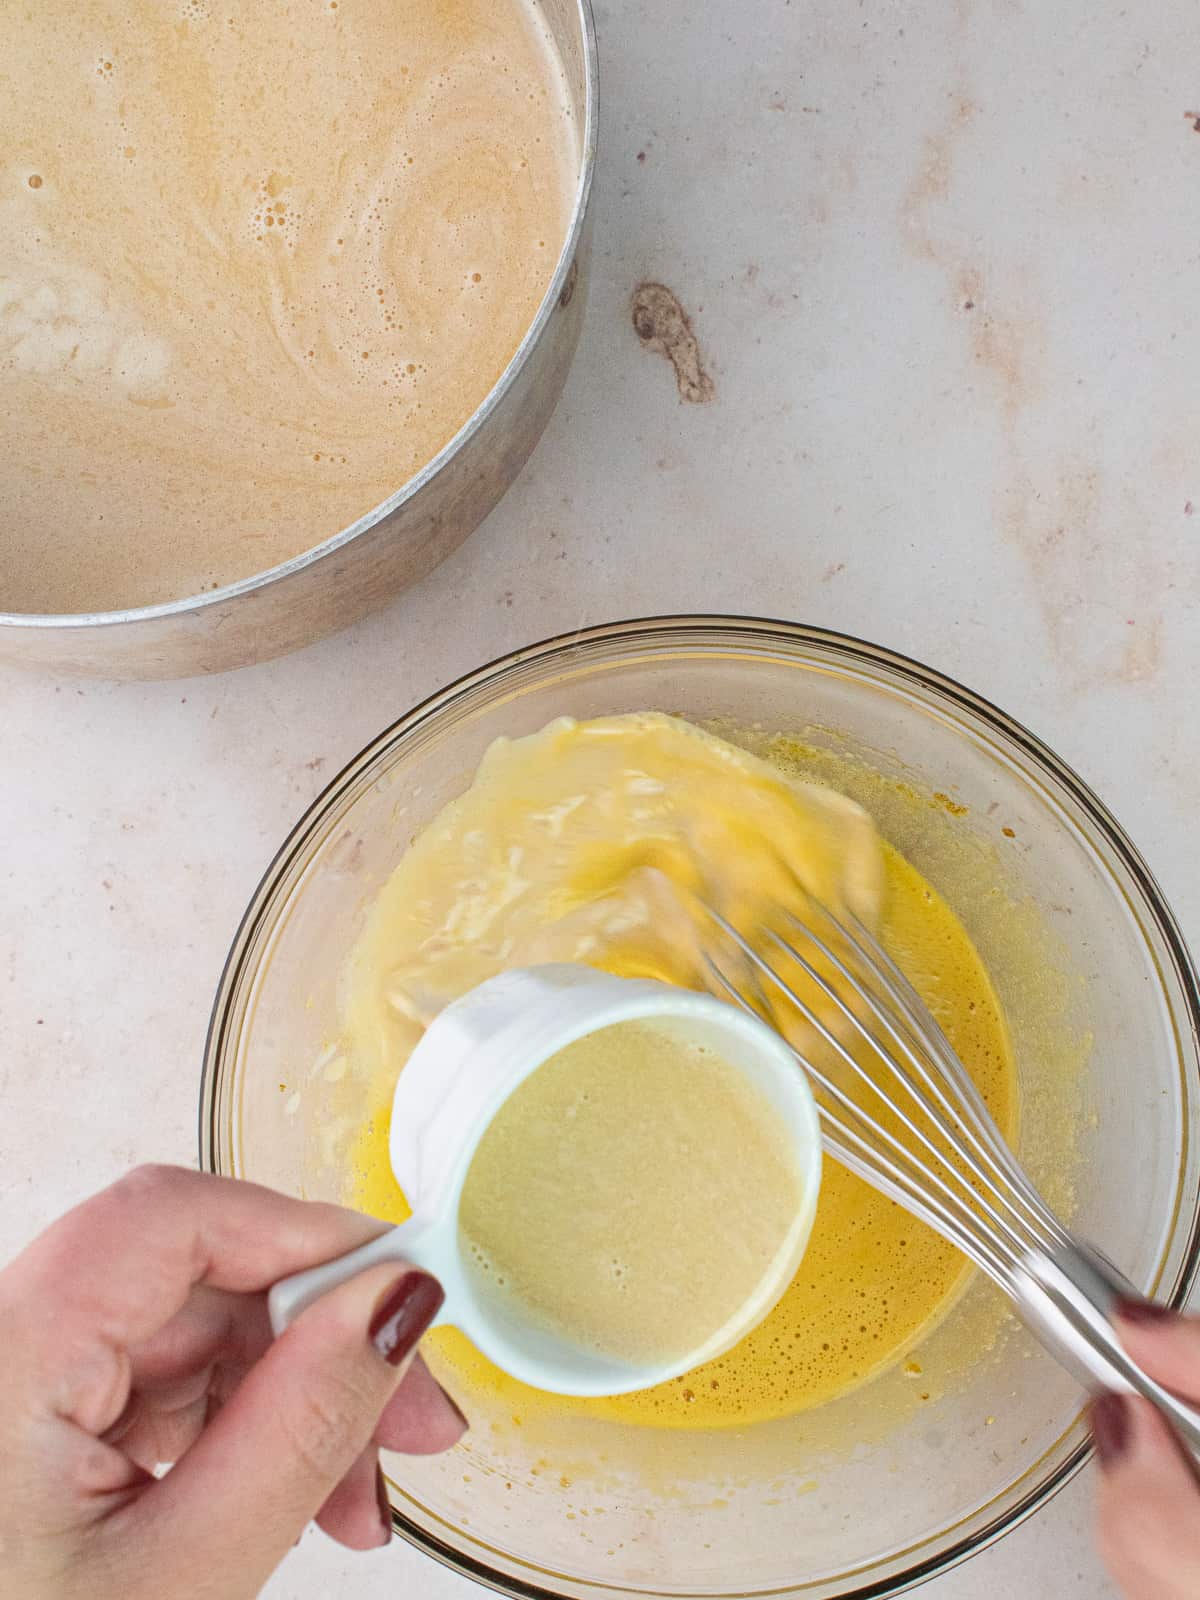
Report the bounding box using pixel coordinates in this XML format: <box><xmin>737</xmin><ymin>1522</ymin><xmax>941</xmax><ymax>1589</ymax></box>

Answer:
<box><xmin>369</xmin><ymin>1270</ymin><xmax>444</xmax><ymax>1366</ymax></box>
<box><xmin>1091</xmin><ymin>1393</ymin><xmax>1130</xmax><ymax>1466</ymax></box>
<box><xmin>375</xmin><ymin>1462</ymin><xmax>393</xmax><ymax>1544</ymax></box>
<box><xmin>1116</xmin><ymin>1298</ymin><xmax>1174</xmax><ymax>1326</ymax></box>
<box><xmin>439</xmin><ymin>1383</ymin><xmax>471</xmax><ymax>1432</ymax></box>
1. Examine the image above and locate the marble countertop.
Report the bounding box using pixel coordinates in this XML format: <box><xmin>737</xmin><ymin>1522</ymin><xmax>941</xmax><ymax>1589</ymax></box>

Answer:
<box><xmin>5</xmin><ymin>0</ymin><xmax>1198</xmax><ymax>1594</ymax></box>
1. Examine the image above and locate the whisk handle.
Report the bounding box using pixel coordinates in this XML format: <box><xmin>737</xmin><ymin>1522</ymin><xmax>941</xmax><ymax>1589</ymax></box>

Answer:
<box><xmin>1014</xmin><ymin>1243</ymin><xmax>1200</xmax><ymax>1458</ymax></box>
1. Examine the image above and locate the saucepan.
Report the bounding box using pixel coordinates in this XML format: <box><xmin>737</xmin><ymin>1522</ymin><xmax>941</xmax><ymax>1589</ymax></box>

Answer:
<box><xmin>0</xmin><ymin>0</ymin><xmax>596</xmax><ymax>680</ymax></box>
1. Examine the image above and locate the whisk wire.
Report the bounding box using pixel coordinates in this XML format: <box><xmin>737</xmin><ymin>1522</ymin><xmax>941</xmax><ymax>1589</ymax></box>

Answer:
<box><xmin>698</xmin><ymin>895</ymin><xmax>1081</xmax><ymax>1289</ymax></box>
<box><xmin>763</xmin><ymin>921</ymin><xmax>1041</xmax><ymax>1263</ymax></box>
<box><xmin>832</xmin><ymin>905</ymin><xmax>1074</xmax><ymax>1254</ymax></box>
<box><xmin>703</xmin><ymin>951</ymin><xmax>1018</xmax><ymax>1286</ymax></box>
<box><xmin>775</xmin><ymin>910</ymin><xmax>1064</xmax><ymax>1263</ymax></box>
<box><xmin>701</xmin><ymin>915</ymin><xmax>1031</xmax><ymax>1283</ymax></box>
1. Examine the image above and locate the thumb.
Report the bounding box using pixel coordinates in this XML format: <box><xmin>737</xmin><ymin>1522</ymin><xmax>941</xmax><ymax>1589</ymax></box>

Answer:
<box><xmin>118</xmin><ymin>1264</ymin><xmax>443</xmax><ymax>1598</ymax></box>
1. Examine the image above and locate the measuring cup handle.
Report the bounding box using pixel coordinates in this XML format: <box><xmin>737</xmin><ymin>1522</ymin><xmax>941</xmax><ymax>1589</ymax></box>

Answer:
<box><xmin>268</xmin><ymin>1219</ymin><xmax>448</xmax><ymax>1337</ymax></box>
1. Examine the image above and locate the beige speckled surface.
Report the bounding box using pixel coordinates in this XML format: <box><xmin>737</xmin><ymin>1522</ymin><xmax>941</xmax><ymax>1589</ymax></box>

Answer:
<box><xmin>4</xmin><ymin>0</ymin><xmax>1199</xmax><ymax>1594</ymax></box>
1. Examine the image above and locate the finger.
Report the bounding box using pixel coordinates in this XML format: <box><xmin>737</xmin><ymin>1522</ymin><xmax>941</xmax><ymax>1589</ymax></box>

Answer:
<box><xmin>5</xmin><ymin>1166</ymin><xmax>387</xmax><ymax>1432</ymax></box>
<box><xmin>131</xmin><ymin>1303</ymin><xmax>467</xmax><ymax>1456</ymax></box>
<box><xmin>314</xmin><ymin>1446</ymin><xmax>389</xmax><ymax>1550</ymax></box>
<box><xmin>99</xmin><ymin>1289</ymin><xmax>265</xmax><ymax>1473</ymax></box>
<box><xmin>90</xmin><ymin>1287</ymin><xmax>261</xmax><ymax>1473</ymax></box>
<box><xmin>1093</xmin><ymin>1393</ymin><xmax>1200</xmax><ymax>1600</ymax></box>
<box><xmin>375</xmin><ymin>1353</ymin><xmax>469</xmax><ymax>1455</ymax></box>
<box><xmin>1117</xmin><ymin>1304</ymin><xmax>1200</xmax><ymax>1401</ymax></box>
<box><xmin>113</xmin><ymin>1347</ymin><xmax>463</xmax><ymax>1533</ymax></box>
<box><xmin>114</xmin><ymin>1393</ymin><xmax>212</xmax><ymax>1475</ymax></box>
<box><xmin>310</xmin><ymin>1357</ymin><xmax>472</xmax><ymax>1551</ymax></box>
<box><xmin>116</xmin><ymin>1352</ymin><xmax>466</xmax><ymax>1508</ymax></box>
<box><xmin>106</xmin><ymin>1264</ymin><xmax>444</xmax><ymax>1596</ymax></box>
<box><xmin>126</xmin><ymin>1285</ymin><xmax>272</xmax><ymax>1390</ymax></box>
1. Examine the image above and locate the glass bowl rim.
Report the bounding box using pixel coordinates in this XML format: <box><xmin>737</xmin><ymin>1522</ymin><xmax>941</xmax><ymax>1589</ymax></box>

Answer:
<box><xmin>199</xmin><ymin>612</ymin><xmax>1200</xmax><ymax>1599</ymax></box>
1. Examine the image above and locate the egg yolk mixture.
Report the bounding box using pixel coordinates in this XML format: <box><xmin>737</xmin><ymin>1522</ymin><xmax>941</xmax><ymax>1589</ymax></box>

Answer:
<box><xmin>347</xmin><ymin>713</ymin><xmax>1016</xmax><ymax>1428</ymax></box>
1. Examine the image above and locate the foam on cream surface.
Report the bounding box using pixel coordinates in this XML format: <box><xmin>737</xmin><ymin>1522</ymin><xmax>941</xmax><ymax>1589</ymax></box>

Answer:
<box><xmin>0</xmin><ymin>0</ymin><xmax>576</xmax><ymax>612</ymax></box>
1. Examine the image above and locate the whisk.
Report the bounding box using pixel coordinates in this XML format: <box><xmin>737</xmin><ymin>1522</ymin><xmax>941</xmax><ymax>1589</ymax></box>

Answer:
<box><xmin>701</xmin><ymin>894</ymin><xmax>1200</xmax><ymax>1454</ymax></box>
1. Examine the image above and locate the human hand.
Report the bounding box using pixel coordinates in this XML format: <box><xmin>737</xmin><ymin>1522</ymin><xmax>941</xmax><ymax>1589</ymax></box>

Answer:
<box><xmin>0</xmin><ymin>1166</ymin><xmax>467</xmax><ymax>1599</ymax></box>
<box><xmin>1093</xmin><ymin>1306</ymin><xmax>1200</xmax><ymax>1599</ymax></box>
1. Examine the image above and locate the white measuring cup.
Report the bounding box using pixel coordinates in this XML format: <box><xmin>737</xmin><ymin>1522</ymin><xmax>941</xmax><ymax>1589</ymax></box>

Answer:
<box><xmin>269</xmin><ymin>964</ymin><xmax>823</xmax><ymax>1397</ymax></box>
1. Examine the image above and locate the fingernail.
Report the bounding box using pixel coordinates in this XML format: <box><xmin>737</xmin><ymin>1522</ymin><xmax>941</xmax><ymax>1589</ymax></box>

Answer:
<box><xmin>439</xmin><ymin>1382</ymin><xmax>471</xmax><ymax>1433</ymax></box>
<box><xmin>1091</xmin><ymin>1393</ymin><xmax>1130</xmax><ymax>1466</ymax></box>
<box><xmin>369</xmin><ymin>1270</ymin><xmax>445</xmax><ymax>1366</ymax></box>
<box><xmin>1116</xmin><ymin>1298</ymin><xmax>1174</xmax><ymax>1327</ymax></box>
<box><xmin>375</xmin><ymin>1463</ymin><xmax>393</xmax><ymax>1545</ymax></box>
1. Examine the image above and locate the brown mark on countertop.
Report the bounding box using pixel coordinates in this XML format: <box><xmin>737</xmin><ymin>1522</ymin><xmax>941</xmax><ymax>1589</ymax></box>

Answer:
<box><xmin>959</xmin><ymin>269</ymin><xmax>1034</xmax><ymax>422</ymax></box>
<box><xmin>1185</xmin><ymin>112</ymin><xmax>1200</xmax><ymax>133</ymax></box>
<box><xmin>903</xmin><ymin>95</ymin><xmax>1036</xmax><ymax>421</ymax></box>
<box><xmin>998</xmin><ymin>463</ymin><xmax>1169</xmax><ymax>688</ymax></box>
<box><xmin>630</xmin><ymin>283</ymin><xmax>715</xmax><ymax>404</ymax></box>
<box><xmin>1116</xmin><ymin>615</ymin><xmax>1163</xmax><ymax>684</ymax></box>
<box><xmin>997</xmin><ymin>463</ymin><xmax>1099</xmax><ymax>674</ymax></box>
<box><xmin>900</xmin><ymin>93</ymin><xmax>977</xmax><ymax>264</ymax></box>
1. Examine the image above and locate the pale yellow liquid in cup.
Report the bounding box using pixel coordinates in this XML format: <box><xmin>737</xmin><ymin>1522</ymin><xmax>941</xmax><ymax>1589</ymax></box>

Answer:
<box><xmin>459</xmin><ymin>1020</ymin><xmax>807</xmax><ymax>1367</ymax></box>
<box><xmin>0</xmin><ymin>0</ymin><xmax>576</xmax><ymax>612</ymax></box>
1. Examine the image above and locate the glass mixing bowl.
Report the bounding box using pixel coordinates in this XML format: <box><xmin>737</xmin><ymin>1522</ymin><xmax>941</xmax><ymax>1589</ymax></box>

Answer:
<box><xmin>201</xmin><ymin>616</ymin><xmax>1200</xmax><ymax>1598</ymax></box>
